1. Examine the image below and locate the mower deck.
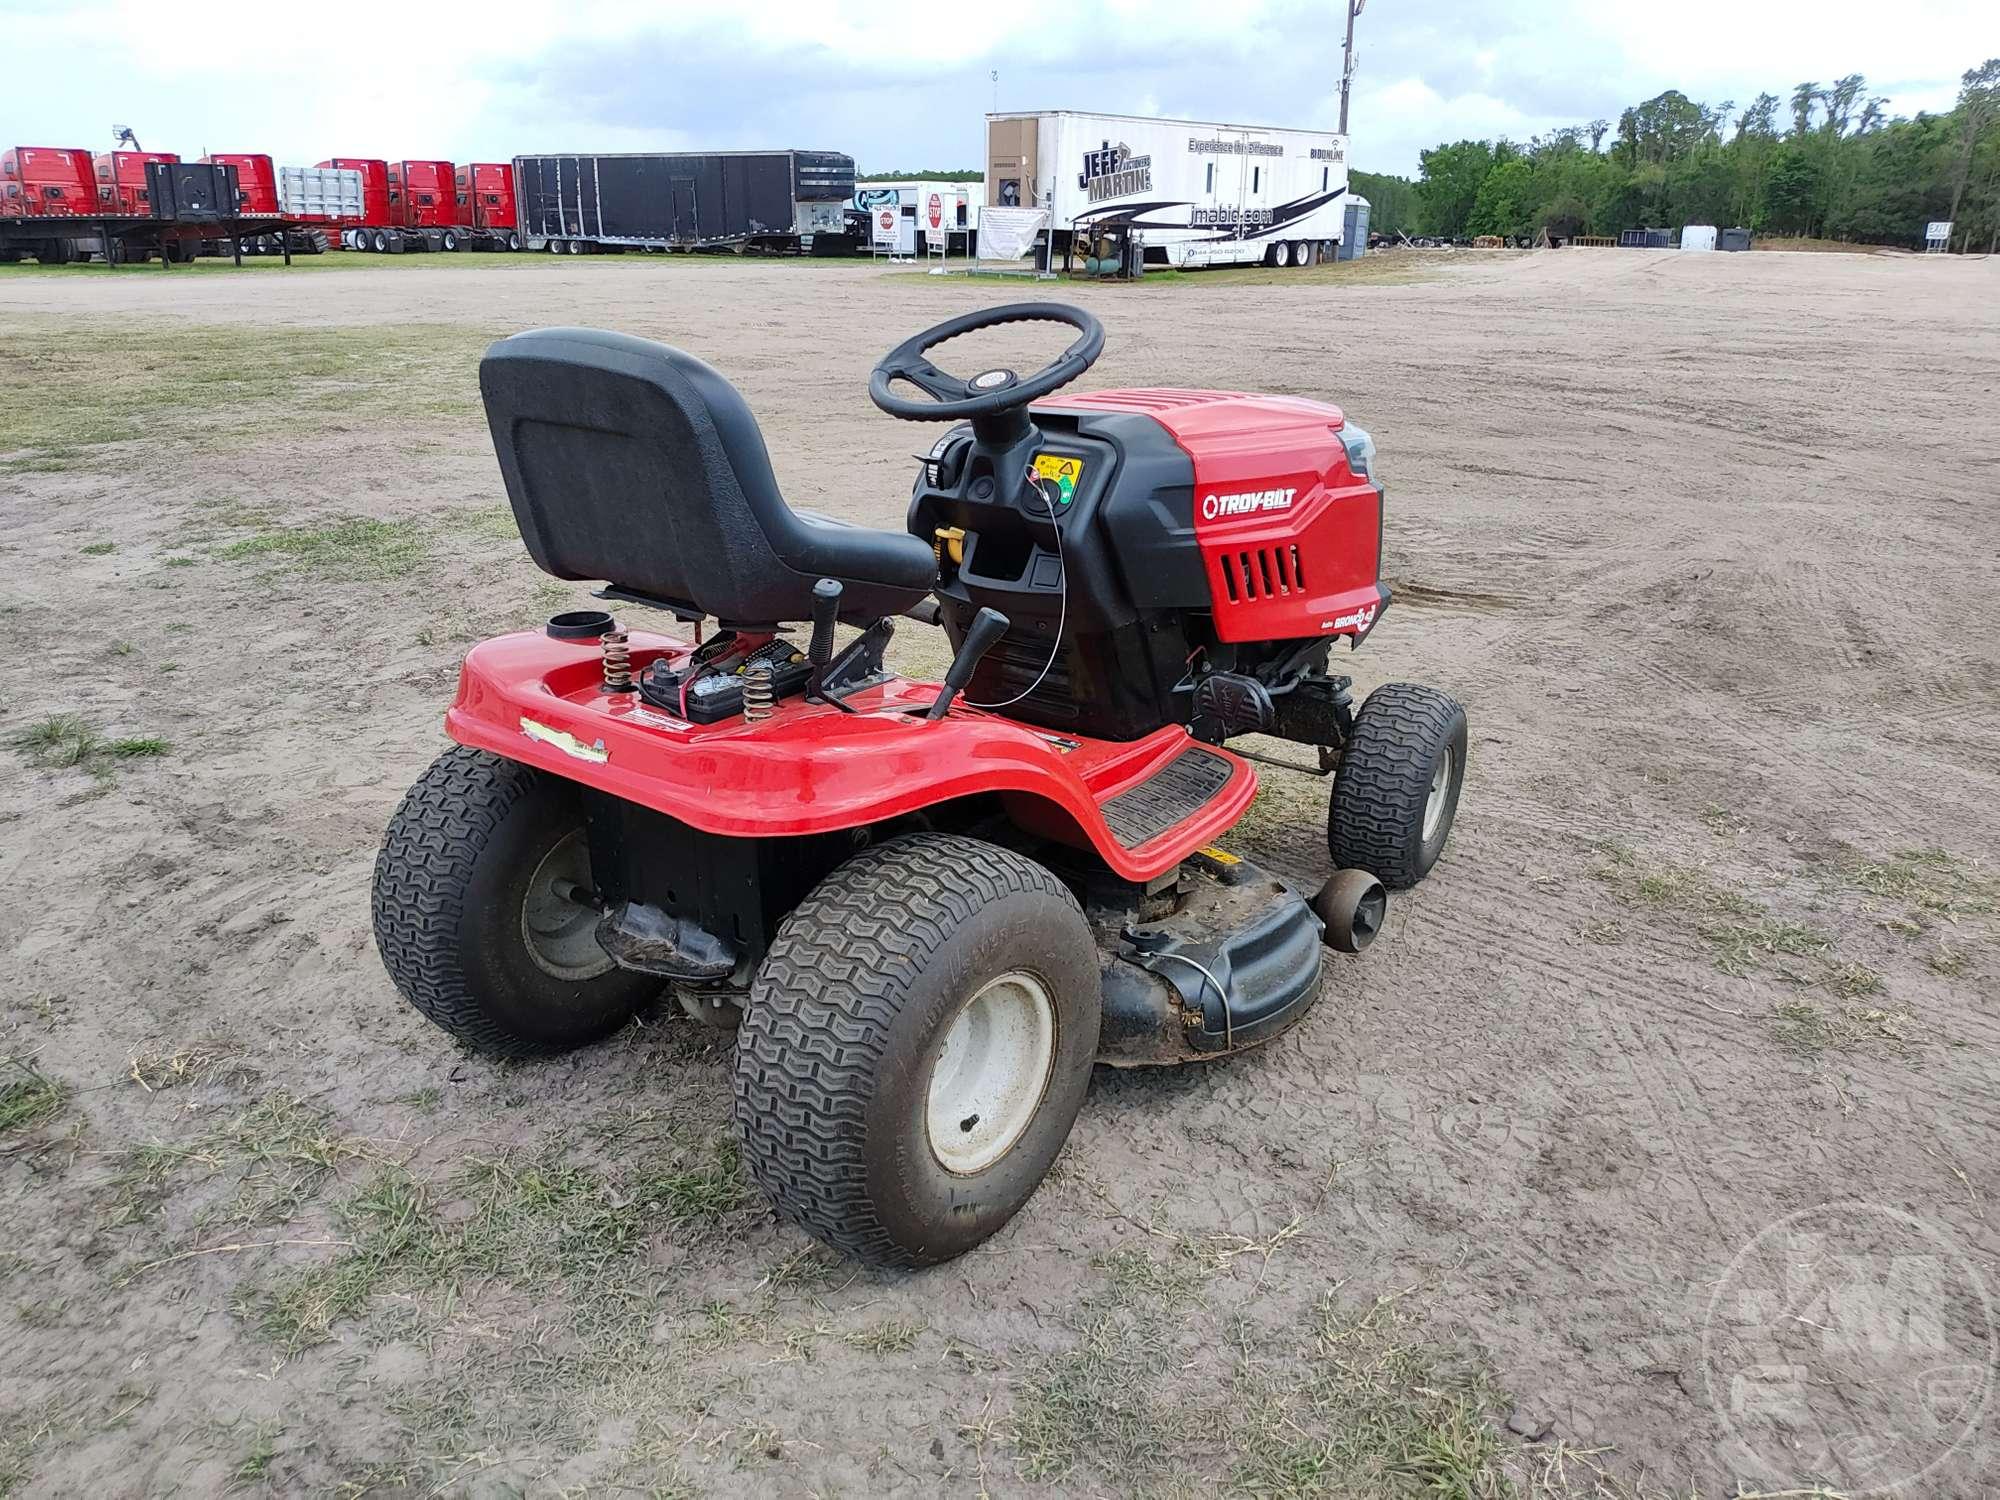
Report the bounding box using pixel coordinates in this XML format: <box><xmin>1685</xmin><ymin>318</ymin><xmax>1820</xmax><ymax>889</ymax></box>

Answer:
<box><xmin>446</xmin><ymin>627</ymin><xmax>1257</xmax><ymax>882</ymax></box>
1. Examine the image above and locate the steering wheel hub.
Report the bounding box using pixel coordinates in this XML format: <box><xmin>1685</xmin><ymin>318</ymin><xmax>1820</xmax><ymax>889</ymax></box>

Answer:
<box><xmin>971</xmin><ymin>368</ymin><xmax>1017</xmax><ymax>391</ymax></box>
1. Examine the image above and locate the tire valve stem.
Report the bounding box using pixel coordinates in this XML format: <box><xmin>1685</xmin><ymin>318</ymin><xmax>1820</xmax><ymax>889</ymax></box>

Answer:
<box><xmin>601</xmin><ymin>627</ymin><xmax>633</xmax><ymax>692</ymax></box>
<box><xmin>743</xmin><ymin>659</ymin><xmax>775</xmax><ymax>722</ymax></box>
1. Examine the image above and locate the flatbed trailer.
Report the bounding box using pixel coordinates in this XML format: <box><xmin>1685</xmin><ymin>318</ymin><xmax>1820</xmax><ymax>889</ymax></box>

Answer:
<box><xmin>0</xmin><ymin>212</ymin><xmax>320</xmax><ymax>266</ymax></box>
<box><xmin>1</xmin><ymin>160</ymin><xmax>316</xmax><ymax>267</ymax></box>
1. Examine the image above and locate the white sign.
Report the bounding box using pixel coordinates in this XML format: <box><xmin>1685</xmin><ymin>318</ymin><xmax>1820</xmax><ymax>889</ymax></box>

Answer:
<box><xmin>1925</xmin><ymin>221</ymin><xmax>1953</xmax><ymax>242</ymax></box>
<box><xmin>979</xmin><ymin>205</ymin><xmax>1049</xmax><ymax>260</ymax></box>
<box><xmin>926</xmin><ymin>191</ymin><xmax>944</xmax><ymax>232</ymax></box>
<box><xmin>871</xmin><ymin>207</ymin><xmax>898</xmax><ymax>246</ymax></box>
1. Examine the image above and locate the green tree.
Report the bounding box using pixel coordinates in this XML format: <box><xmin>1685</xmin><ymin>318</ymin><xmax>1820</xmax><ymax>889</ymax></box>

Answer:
<box><xmin>1946</xmin><ymin>59</ymin><xmax>2000</xmax><ymax>241</ymax></box>
<box><xmin>1762</xmin><ymin>147</ymin><xmax>1819</xmax><ymax>232</ymax></box>
<box><xmin>1468</xmin><ymin>156</ymin><xmax>1537</xmax><ymax>236</ymax></box>
<box><xmin>1416</xmin><ymin>139</ymin><xmax>1496</xmax><ymax>237</ymax></box>
<box><xmin>1350</xmin><ymin>169</ymin><xmax>1420</xmax><ymax>237</ymax></box>
<box><xmin>1790</xmin><ymin>82</ymin><xmax>1820</xmax><ymax>137</ymax></box>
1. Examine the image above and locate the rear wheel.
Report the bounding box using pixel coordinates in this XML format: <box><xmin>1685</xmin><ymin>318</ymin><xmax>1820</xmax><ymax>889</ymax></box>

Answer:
<box><xmin>506</xmin><ymin>232</ymin><xmax>521</xmax><ymax>251</ymax></box>
<box><xmin>370</xmin><ymin>229</ymin><xmax>389</xmax><ymax>252</ymax></box>
<box><xmin>441</xmin><ymin>229</ymin><xmax>459</xmax><ymax>251</ymax></box>
<box><xmin>1294</xmin><ymin>240</ymin><xmax>1314</xmax><ymax>267</ymax></box>
<box><xmin>372</xmin><ymin>745</ymin><xmax>660</xmax><ymax>1057</ymax></box>
<box><xmin>1272</xmin><ymin>240</ymin><xmax>1292</xmax><ymax>268</ymax></box>
<box><xmin>1327</xmin><ymin>683</ymin><xmax>1468</xmax><ymax>889</ymax></box>
<box><xmin>733</xmin><ymin>834</ymin><xmax>1101</xmax><ymax>1267</ymax></box>
<box><xmin>566</xmin><ymin>238</ymin><xmax>585</xmax><ymax>255</ymax></box>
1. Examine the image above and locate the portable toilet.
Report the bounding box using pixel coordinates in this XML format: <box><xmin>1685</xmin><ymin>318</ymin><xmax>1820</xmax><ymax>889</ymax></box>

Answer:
<box><xmin>1681</xmin><ymin>224</ymin><xmax>1717</xmax><ymax>252</ymax></box>
<box><xmin>1338</xmin><ymin>195</ymin><xmax>1371</xmax><ymax>260</ymax></box>
<box><xmin>1720</xmin><ymin>226</ymin><xmax>1752</xmax><ymax>252</ymax></box>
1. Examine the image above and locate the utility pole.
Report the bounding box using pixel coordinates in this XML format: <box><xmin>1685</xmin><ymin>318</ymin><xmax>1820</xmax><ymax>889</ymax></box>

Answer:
<box><xmin>1338</xmin><ymin>0</ymin><xmax>1366</xmax><ymax>136</ymax></box>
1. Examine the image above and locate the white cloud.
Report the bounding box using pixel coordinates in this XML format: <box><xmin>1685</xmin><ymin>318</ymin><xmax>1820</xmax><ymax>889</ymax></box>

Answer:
<box><xmin>8</xmin><ymin>0</ymin><xmax>1990</xmax><ymax>176</ymax></box>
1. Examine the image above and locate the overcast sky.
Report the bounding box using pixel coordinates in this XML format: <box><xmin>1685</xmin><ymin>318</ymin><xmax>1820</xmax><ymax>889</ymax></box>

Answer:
<box><xmin>9</xmin><ymin>0</ymin><xmax>1990</xmax><ymax>179</ymax></box>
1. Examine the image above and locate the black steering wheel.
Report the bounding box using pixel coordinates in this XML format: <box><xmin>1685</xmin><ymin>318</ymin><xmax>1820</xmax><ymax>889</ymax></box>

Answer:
<box><xmin>869</xmin><ymin>303</ymin><xmax>1104</xmax><ymax>422</ymax></box>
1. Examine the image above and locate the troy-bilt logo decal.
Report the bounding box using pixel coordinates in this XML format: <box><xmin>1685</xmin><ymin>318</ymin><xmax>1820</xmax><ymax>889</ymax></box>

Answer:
<box><xmin>1201</xmin><ymin>487</ymin><xmax>1296</xmax><ymax>519</ymax></box>
<box><xmin>520</xmin><ymin>716</ymin><xmax>608</xmax><ymax>764</ymax></box>
<box><xmin>1323</xmin><ymin>603</ymin><xmax>1377</xmax><ymax>632</ymax></box>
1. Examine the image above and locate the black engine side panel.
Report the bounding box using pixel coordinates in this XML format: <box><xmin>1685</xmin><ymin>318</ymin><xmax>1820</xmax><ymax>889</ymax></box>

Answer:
<box><xmin>905</xmin><ymin>407</ymin><xmax>1216</xmax><ymax>740</ymax></box>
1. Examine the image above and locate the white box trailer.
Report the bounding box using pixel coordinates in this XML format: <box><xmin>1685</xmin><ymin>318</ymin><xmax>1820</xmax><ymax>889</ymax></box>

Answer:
<box><xmin>277</xmin><ymin>165</ymin><xmax>363</xmax><ymax>221</ymax></box>
<box><xmin>986</xmin><ymin>110</ymin><xmax>1351</xmax><ymax>269</ymax></box>
<box><xmin>852</xmin><ymin>181</ymin><xmax>982</xmax><ymax>254</ymax></box>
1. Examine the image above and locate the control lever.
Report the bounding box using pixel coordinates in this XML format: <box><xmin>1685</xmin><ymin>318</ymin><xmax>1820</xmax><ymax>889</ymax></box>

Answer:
<box><xmin>925</xmin><ymin>608</ymin><xmax>1009</xmax><ymax>721</ymax></box>
<box><xmin>806</xmin><ymin>578</ymin><xmax>841</xmax><ymax>699</ymax></box>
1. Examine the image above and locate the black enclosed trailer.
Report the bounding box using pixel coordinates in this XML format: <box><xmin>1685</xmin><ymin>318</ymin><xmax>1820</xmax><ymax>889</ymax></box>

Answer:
<box><xmin>512</xmin><ymin>150</ymin><xmax>855</xmax><ymax>253</ymax></box>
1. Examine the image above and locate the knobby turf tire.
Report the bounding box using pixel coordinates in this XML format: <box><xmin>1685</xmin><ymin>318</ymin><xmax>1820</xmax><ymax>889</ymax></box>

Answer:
<box><xmin>733</xmin><ymin>833</ymin><xmax>1101</xmax><ymax>1268</ymax></box>
<box><xmin>372</xmin><ymin>745</ymin><xmax>657</xmax><ymax>1058</ymax></box>
<box><xmin>1327</xmin><ymin>682</ymin><xmax>1468</xmax><ymax>890</ymax></box>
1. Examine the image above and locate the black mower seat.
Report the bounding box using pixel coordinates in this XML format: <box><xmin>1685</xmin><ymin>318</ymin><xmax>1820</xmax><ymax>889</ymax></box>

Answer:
<box><xmin>479</xmin><ymin>327</ymin><xmax>937</xmax><ymax>624</ymax></box>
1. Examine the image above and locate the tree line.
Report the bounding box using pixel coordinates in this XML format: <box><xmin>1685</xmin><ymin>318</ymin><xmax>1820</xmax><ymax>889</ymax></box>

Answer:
<box><xmin>1359</xmin><ymin>59</ymin><xmax>2000</xmax><ymax>250</ymax></box>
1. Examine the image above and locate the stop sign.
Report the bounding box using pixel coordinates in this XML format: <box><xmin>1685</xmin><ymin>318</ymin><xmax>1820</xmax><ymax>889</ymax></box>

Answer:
<box><xmin>927</xmin><ymin>192</ymin><xmax>943</xmax><ymax>230</ymax></box>
<box><xmin>878</xmin><ymin>209</ymin><xmax>895</xmax><ymax>232</ymax></box>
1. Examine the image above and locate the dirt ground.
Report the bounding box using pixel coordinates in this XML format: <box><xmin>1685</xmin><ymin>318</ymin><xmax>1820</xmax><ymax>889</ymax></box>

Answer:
<box><xmin>2</xmin><ymin>246</ymin><xmax>1997</xmax><ymax>1499</ymax></box>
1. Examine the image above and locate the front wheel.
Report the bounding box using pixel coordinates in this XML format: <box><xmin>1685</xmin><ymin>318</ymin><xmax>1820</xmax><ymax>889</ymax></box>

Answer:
<box><xmin>1327</xmin><ymin>683</ymin><xmax>1468</xmax><ymax>889</ymax></box>
<box><xmin>372</xmin><ymin>745</ymin><xmax>660</xmax><ymax>1057</ymax></box>
<box><xmin>733</xmin><ymin>834</ymin><xmax>1101</xmax><ymax>1267</ymax></box>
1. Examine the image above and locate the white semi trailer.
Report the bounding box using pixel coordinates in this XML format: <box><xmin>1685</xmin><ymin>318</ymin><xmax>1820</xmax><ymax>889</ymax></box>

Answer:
<box><xmin>986</xmin><ymin>109</ymin><xmax>1351</xmax><ymax>269</ymax></box>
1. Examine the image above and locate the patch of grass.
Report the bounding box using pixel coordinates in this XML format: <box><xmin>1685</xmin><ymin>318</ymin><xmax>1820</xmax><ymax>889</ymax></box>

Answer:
<box><xmin>119</xmin><ymin>1091</ymin><xmax>370</xmax><ymax>1234</ymax></box>
<box><xmin>1928</xmin><ymin>946</ymin><xmax>1969</xmax><ymax>978</ymax></box>
<box><xmin>1011</xmin><ymin>1312</ymin><xmax>1177</xmax><ymax>1484</ymax></box>
<box><xmin>105</xmin><ymin>736</ymin><xmax>170</xmax><ymax>759</ymax></box>
<box><xmin>1698</xmin><ymin>916</ymin><xmax>1832</xmax><ymax>977</ymax></box>
<box><xmin>78</xmin><ymin>541</ymin><xmax>115</xmax><ymax>556</ymax></box>
<box><xmin>9</xmin><ymin>714</ymin><xmax>169</xmax><ymax>777</ymax></box>
<box><xmin>126</xmin><ymin>1043</ymin><xmax>251</xmax><ymax>1093</ymax></box>
<box><xmin>230</xmin><ymin>1423</ymin><xmax>281</xmax><ymax>1485</ymax></box>
<box><xmin>1091</xmin><ymin>1243</ymin><xmax>1213</xmax><ymax>1312</ymax></box>
<box><xmin>1770</xmin><ymin>999</ymin><xmax>1920</xmax><ymax>1056</ymax></box>
<box><xmin>0</xmin><ymin>319</ymin><xmax>493</xmax><ymax>470</ymax></box>
<box><xmin>844</xmin><ymin>1319</ymin><xmax>924</xmax><ymax>1355</ymax></box>
<box><xmin>10</xmin><ymin>714</ymin><xmax>99</xmax><ymax>769</ymax></box>
<box><xmin>218</xmin><ymin>516</ymin><xmax>430</xmax><ymax>580</ymax></box>
<box><xmin>442</xmin><ymin>503</ymin><xmax>523</xmax><ymax>542</ymax></box>
<box><xmin>636</xmin><ymin>1140</ymin><xmax>751</xmax><ymax>1223</ymax></box>
<box><xmin>1831</xmin><ymin>846</ymin><xmax>1998</xmax><ymax>919</ymax></box>
<box><xmin>1229</xmin><ymin>1288</ymin><xmax>1507</xmax><ymax>1499</ymax></box>
<box><xmin>0</xmin><ymin>1061</ymin><xmax>67</xmax><ymax>1135</ymax></box>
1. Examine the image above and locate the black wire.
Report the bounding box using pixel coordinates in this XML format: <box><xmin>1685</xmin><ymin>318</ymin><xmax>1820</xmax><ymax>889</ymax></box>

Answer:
<box><xmin>964</xmin><ymin>475</ymin><xmax>1068</xmax><ymax>710</ymax></box>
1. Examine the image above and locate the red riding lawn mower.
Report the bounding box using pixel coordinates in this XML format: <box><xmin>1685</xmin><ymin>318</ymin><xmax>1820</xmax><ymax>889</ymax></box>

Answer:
<box><xmin>373</xmin><ymin>304</ymin><xmax>1466</xmax><ymax>1267</ymax></box>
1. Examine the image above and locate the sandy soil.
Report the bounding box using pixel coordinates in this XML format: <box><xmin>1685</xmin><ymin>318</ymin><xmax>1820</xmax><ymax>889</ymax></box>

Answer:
<box><xmin>2</xmin><ymin>247</ymin><xmax>1997</xmax><ymax>1498</ymax></box>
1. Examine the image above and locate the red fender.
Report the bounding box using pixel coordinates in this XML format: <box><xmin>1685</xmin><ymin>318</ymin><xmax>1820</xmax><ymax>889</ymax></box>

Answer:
<box><xmin>444</xmin><ymin>629</ymin><xmax>1256</xmax><ymax>882</ymax></box>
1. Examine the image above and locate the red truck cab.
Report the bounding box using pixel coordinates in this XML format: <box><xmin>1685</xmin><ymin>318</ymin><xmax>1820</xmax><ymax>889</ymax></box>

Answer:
<box><xmin>388</xmin><ymin>160</ymin><xmax>454</xmax><ymax>228</ymax></box>
<box><xmin>316</xmin><ymin>157</ymin><xmax>391</xmax><ymax>239</ymax></box>
<box><xmin>94</xmin><ymin>150</ymin><xmax>180</xmax><ymax>214</ymax></box>
<box><xmin>454</xmin><ymin>162</ymin><xmax>516</xmax><ymax>230</ymax></box>
<box><xmin>200</xmin><ymin>153</ymin><xmax>277</xmax><ymax>215</ymax></box>
<box><xmin>1</xmin><ymin>147</ymin><xmax>96</xmax><ymax>218</ymax></box>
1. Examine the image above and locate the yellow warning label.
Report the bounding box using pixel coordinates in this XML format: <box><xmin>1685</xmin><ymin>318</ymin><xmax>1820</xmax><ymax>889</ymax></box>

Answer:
<box><xmin>1033</xmin><ymin>453</ymin><xmax>1084</xmax><ymax>508</ymax></box>
<box><xmin>1196</xmin><ymin>844</ymin><xmax>1241</xmax><ymax>865</ymax></box>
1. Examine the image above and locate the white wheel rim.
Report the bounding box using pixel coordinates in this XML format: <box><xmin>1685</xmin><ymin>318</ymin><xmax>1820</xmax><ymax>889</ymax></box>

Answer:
<box><xmin>926</xmin><ymin>971</ymin><xmax>1057</xmax><ymax>1175</ymax></box>
<box><xmin>1422</xmin><ymin>747</ymin><xmax>1454</xmax><ymax>842</ymax></box>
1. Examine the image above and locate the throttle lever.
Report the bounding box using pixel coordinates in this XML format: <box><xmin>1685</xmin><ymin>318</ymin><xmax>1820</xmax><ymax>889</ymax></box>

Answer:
<box><xmin>925</xmin><ymin>608</ymin><xmax>1009</xmax><ymax>721</ymax></box>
